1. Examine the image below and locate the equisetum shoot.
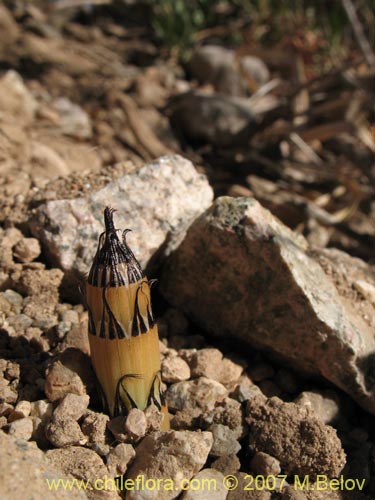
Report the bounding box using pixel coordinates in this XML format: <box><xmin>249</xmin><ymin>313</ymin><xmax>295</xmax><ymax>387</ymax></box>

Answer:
<box><xmin>85</xmin><ymin>207</ymin><xmax>169</xmax><ymax>430</ymax></box>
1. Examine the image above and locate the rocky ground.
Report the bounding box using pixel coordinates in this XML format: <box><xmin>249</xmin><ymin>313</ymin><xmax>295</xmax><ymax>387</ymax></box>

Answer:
<box><xmin>0</xmin><ymin>2</ymin><xmax>375</xmax><ymax>500</ymax></box>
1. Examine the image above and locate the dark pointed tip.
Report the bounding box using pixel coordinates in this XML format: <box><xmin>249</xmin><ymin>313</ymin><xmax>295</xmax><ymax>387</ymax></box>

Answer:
<box><xmin>104</xmin><ymin>207</ymin><xmax>116</xmax><ymax>233</ymax></box>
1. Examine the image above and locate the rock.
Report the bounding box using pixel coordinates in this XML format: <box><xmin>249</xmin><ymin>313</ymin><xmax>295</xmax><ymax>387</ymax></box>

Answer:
<box><xmin>0</xmin><ymin>6</ymin><xmax>20</xmax><ymax>47</ymax></box>
<box><xmin>0</xmin><ymin>432</ymin><xmax>88</xmax><ymax>500</ymax></box>
<box><xmin>294</xmin><ymin>390</ymin><xmax>340</xmax><ymax>424</ymax></box>
<box><xmin>211</xmin><ymin>454</ymin><xmax>241</xmax><ymax>476</ymax></box>
<box><xmin>8</xmin><ymin>417</ymin><xmax>34</xmax><ymax>440</ymax></box>
<box><xmin>44</xmin><ymin>349</ymin><xmax>94</xmax><ymax>402</ymax></box>
<box><xmin>354</xmin><ymin>280</ymin><xmax>375</xmax><ymax>306</ymax></box>
<box><xmin>46</xmin><ymin>446</ymin><xmax>119</xmax><ymax>499</ymax></box>
<box><xmin>125</xmin><ymin>430</ymin><xmax>213</xmax><ymax>500</ymax></box>
<box><xmin>29</xmin><ymin>141</ymin><xmax>70</xmax><ymax>186</ymax></box>
<box><xmin>45</xmin><ymin>360</ymin><xmax>86</xmax><ymax>401</ymax></box>
<box><xmin>189</xmin><ymin>46</ymin><xmax>269</xmax><ymax>96</ymax></box>
<box><xmin>7</xmin><ymin>400</ymin><xmax>31</xmax><ymax>422</ymax></box>
<box><xmin>144</xmin><ymin>404</ymin><xmax>164</xmax><ymax>432</ymax></box>
<box><xmin>107</xmin><ymin>416</ymin><xmax>127</xmax><ymax>442</ymax></box>
<box><xmin>30</xmin><ymin>155</ymin><xmax>213</xmax><ymax>295</ymax></box>
<box><xmin>167</xmin><ymin>377</ymin><xmax>228</xmax><ymax>413</ymax></box>
<box><xmin>239</xmin><ymin>56</ymin><xmax>270</xmax><ymax>89</ymax></box>
<box><xmin>53</xmin><ymin>393</ymin><xmax>90</xmax><ymax>421</ymax></box>
<box><xmin>181</xmin><ymin>468</ymin><xmax>228</xmax><ymax>500</ymax></box>
<box><xmin>227</xmin><ymin>473</ymin><xmax>271</xmax><ymax>500</ymax></box>
<box><xmin>46</xmin><ymin>417</ymin><xmax>87</xmax><ymax>447</ymax></box>
<box><xmin>189</xmin><ymin>349</ymin><xmax>243</xmax><ymax>388</ymax></box>
<box><xmin>246</xmin><ymin>395</ymin><xmax>346</xmax><ymax>477</ymax></box>
<box><xmin>161</xmin><ymin>196</ymin><xmax>375</xmax><ymax>414</ymax></box>
<box><xmin>106</xmin><ymin>443</ymin><xmax>135</xmax><ymax>477</ymax></box>
<box><xmin>250</xmin><ymin>451</ymin><xmax>281</xmax><ymax>476</ymax></box>
<box><xmin>13</xmin><ymin>237</ymin><xmax>41</xmax><ymax>263</ymax></box>
<box><xmin>81</xmin><ymin>411</ymin><xmax>110</xmax><ymax>444</ymax></box>
<box><xmin>169</xmin><ymin>92</ymin><xmax>256</xmax><ymax>147</ymax></box>
<box><xmin>208</xmin><ymin>424</ymin><xmax>241</xmax><ymax>457</ymax></box>
<box><xmin>51</xmin><ymin>97</ymin><xmax>92</xmax><ymax>139</ymax></box>
<box><xmin>162</xmin><ymin>355</ymin><xmax>191</xmax><ymax>383</ymax></box>
<box><xmin>0</xmin><ymin>70</ymin><xmax>38</xmax><ymax>124</ymax></box>
<box><xmin>124</xmin><ymin>408</ymin><xmax>147</xmax><ymax>441</ymax></box>
<box><xmin>230</xmin><ymin>375</ymin><xmax>263</xmax><ymax>403</ymax></box>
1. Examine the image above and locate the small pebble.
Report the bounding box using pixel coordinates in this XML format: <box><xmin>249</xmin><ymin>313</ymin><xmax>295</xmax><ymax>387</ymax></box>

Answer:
<box><xmin>8</xmin><ymin>400</ymin><xmax>31</xmax><ymax>422</ymax></box>
<box><xmin>8</xmin><ymin>417</ymin><xmax>33</xmax><ymax>440</ymax></box>
<box><xmin>250</xmin><ymin>451</ymin><xmax>281</xmax><ymax>476</ymax></box>
<box><xmin>209</xmin><ymin>424</ymin><xmax>241</xmax><ymax>457</ymax></box>
<box><xmin>13</xmin><ymin>238</ymin><xmax>41</xmax><ymax>263</ymax></box>
<box><xmin>162</xmin><ymin>355</ymin><xmax>191</xmax><ymax>383</ymax></box>
<box><xmin>125</xmin><ymin>408</ymin><xmax>147</xmax><ymax>440</ymax></box>
<box><xmin>106</xmin><ymin>443</ymin><xmax>135</xmax><ymax>477</ymax></box>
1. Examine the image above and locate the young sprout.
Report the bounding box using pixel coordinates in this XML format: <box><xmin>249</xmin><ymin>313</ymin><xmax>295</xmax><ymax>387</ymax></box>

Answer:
<box><xmin>85</xmin><ymin>207</ymin><xmax>169</xmax><ymax>430</ymax></box>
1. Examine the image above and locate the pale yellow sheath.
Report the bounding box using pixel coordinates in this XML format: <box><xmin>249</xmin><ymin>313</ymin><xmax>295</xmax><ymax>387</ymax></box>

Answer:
<box><xmin>85</xmin><ymin>207</ymin><xmax>169</xmax><ymax>430</ymax></box>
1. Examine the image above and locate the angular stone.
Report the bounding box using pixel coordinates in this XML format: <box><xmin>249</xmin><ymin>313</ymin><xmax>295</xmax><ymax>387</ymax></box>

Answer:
<box><xmin>53</xmin><ymin>393</ymin><xmax>90</xmax><ymax>421</ymax></box>
<box><xmin>161</xmin><ymin>355</ymin><xmax>191</xmax><ymax>383</ymax></box>
<box><xmin>208</xmin><ymin>424</ymin><xmax>241</xmax><ymax>457</ymax></box>
<box><xmin>126</xmin><ymin>430</ymin><xmax>213</xmax><ymax>500</ymax></box>
<box><xmin>13</xmin><ymin>237</ymin><xmax>41</xmax><ymax>263</ymax></box>
<box><xmin>30</xmin><ymin>155</ymin><xmax>213</xmax><ymax>292</ymax></box>
<box><xmin>8</xmin><ymin>417</ymin><xmax>33</xmax><ymax>440</ymax></box>
<box><xmin>124</xmin><ymin>408</ymin><xmax>147</xmax><ymax>441</ymax></box>
<box><xmin>294</xmin><ymin>390</ymin><xmax>340</xmax><ymax>425</ymax></box>
<box><xmin>189</xmin><ymin>348</ymin><xmax>242</xmax><ymax>388</ymax></box>
<box><xmin>167</xmin><ymin>377</ymin><xmax>228</xmax><ymax>413</ymax></box>
<box><xmin>81</xmin><ymin>411</ymin><xmax>110</xmax><ymax>445</ymax></box>
<box><xmin>161</xmin><ymin>196</ymin><xmax>375</xmax><ymax>414</ymax></box>
<box><xmin>106</xmin><ymin>443</ymin><xmax>135</xmax><ymax>477</ymax></box>
<box><xmin>46</xmin><ymin>417</ymin><xmax>87</xmax><ymax>448</ymax></box>
<box><xmin>246</xmin><ymin>395</ymin><xmax>346</xmax><ymax>478</ymax></box>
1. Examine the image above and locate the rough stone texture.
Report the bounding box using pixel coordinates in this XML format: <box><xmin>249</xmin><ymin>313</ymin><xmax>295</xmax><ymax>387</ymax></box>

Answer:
<box><xmin>53</xmin><ymin>393</ymin><xmax>90</xmax><ymax>421</ymax></box>
<box><xmin>161</xmin><ymin>355</ymin><xmax>191</xmax><ymax>383</ymax></box>
<box><xmin>226</xmin><ymin>473</ymin><xmax>271</xmax><ymax>500</ymax></box>
<box><xmin>180</xmin><ymin>468</ymin><xmax>228</xmax><ymax>500</ymax></box>
<box><xmin>46</xmin><ymin>446</ymin><xmax>119</xmax><ymax>500</ymax></box>
<box><xmin>189</xmin><ymin>349</ymin><xmax>243</xmax><ymax>388</ymax></box>
<box><xmin>81</xmin><ymin>411</ymin><xmax>110</xmax><ymax>445</ymax></box>
<box><xmin>0</xmin><ymin>431</ymin><xmax>88</xmax><ymax>500</ymax></box>
<box><xmin>250</xmin><ymin>451</ymin><xmax>281</xmax><ymax>476</ymax></box>
<box><xmin>106</xmin><ymin>443</ymin><xmax>135</xmax><ymax>478</ymax></box>
<box><xmin>246</xmin><ymin>395</ymin><xmax>346</xmax><ymax>478</ymax></box>
<box><xmin>124</xmin><ymin>408</ymin><xmax>147</xmax><ymax>441</ymax></box>
<box><xmin>201</xmin><ymin>398</ymin><xmax>244</xmax><ymax>439</ymax></box>
<box><xmin>13</xmin><ymin>237</ymin><xmax>41</xmax><ymax>263</ymax></box>
<box><xmin>161</xmin><ymin>196</ymin><xmax>375</xmax><ymax>414</ymax></box>
<box><xmin>46</xmin><ymin>417</ymin><xmax>88</xmax><ymax>448</ymax></box>
<box><xmin>167</xmin><ymin>377</ymin><xmax>228</xmax><ymax>413</ymax></box>
<box><xmin>44</xmin><ymin>349</ymin><xmax>95</xmax><ymax>402</ymax></box>
<box><xmin>126</xmin><ymin>430</ymin><xmax>213</xmax><ymax>500</ymax></box>
<box><xmin>8</xmin><ymin>416</ymin><xmax>33</xmax><ymax>440</ymax></box>
<box><xmin>211</xmin><ymin>454</ymin><xmax>241</xmax><ymax>476</ymax></box>
<box><xmin>294</xmin><ymin>390</ymin><xmax>340</xmax><ymax>424</ymax></box>
<box><xmin>208</xmin><ymin>424</ymin><xmax>241</xmax><ymax>457</ymax></box>
<box><xmin>30</xmin><ymin>155</ymin><xmax>213</xmax><ymax>292</ymax></box>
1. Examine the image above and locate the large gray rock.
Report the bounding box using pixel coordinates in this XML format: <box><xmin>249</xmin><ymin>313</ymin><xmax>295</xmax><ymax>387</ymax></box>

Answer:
<box><xmin>161</xmin><ymin>196</ymin><xmax>375</xmax><ymax>414</ymax></box>
<box><xmin>30</xmin><ymin>155</ymin><xmax>213</xmax><ymax>291</ymax></box>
